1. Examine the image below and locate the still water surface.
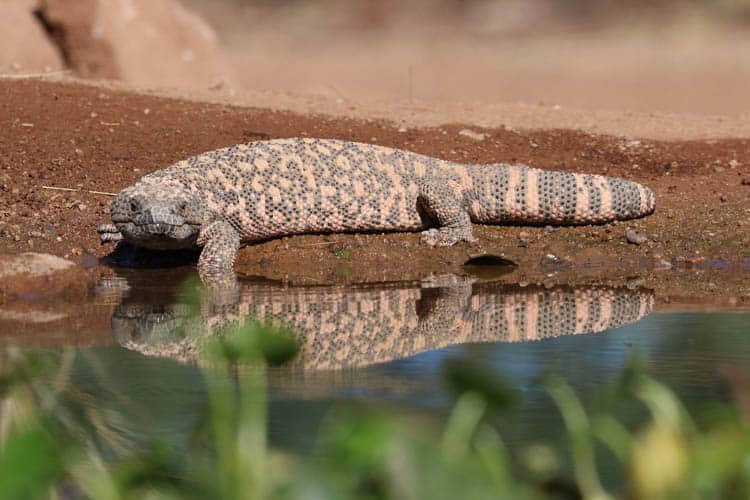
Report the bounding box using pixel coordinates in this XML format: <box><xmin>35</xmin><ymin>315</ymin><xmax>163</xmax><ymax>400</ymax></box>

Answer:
<box><xmin>47</xmin><ymin>268</ymin><xmax>749</xmax><ymax>460</ymax></box>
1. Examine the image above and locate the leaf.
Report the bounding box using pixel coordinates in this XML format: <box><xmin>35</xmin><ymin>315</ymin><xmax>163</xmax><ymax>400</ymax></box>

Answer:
<box><xmin>0</xmin><ymin>428</ymin><xmax>62</xmax><ymax>498</ymax></box>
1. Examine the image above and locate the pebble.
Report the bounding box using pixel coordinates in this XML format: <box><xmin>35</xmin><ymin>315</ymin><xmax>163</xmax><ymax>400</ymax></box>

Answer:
<box><xmin>626</xmin><ymin>229</ymin><xmax>648</xmax><ymax>245</ymax></box>
<box><xmin>626</xmin><ymin>277</ymin><xmax>646</xmax><ymax>290</ymax></box>
<box><xmin>655</xmin><ymin>259</ymin><xmax>673</xmax><ymax>270</ymax></box>
<box><xmin>458</xmin><ymin>129</ymin><xmax>486</xmax><ymax>141</ymax></box>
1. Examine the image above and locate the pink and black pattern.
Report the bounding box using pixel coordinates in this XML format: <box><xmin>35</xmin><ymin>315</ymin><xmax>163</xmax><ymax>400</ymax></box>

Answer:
<box><xmin>114</xmin><ymin>278</ymin><xmax>655</xmax><ymax>370</ymax></box>
<box><xmin>99</xmin><ymin>138</ymin><xmax>656</xmax><ymax>271</ymax></box>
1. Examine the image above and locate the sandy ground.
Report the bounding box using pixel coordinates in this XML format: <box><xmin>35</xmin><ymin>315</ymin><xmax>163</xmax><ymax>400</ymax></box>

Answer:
<box><xmin>1</xmin><ymin>77</ymin><xmax>748</xmax><ymax>314</ymax></box>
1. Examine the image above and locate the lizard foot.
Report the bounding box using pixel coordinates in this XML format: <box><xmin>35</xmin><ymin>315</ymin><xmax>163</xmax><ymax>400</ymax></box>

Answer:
<box><xmin>97</xmin><ymin>224</ymin><xmax>123</xmax><ymax>243</ymax></box>
<box><xmin>198</xmin><ymin>267</ymin><xmax>241</xmax><ymax>308</ymax></box>
<box><xmin>420</xmin><ymin>228</ymin><xmax>478</xmax><ymax>247</ymax></box>
<box><xmin>421</xmin><ymin>273</ymin><xmax>477</xmax><ymax>289</ymax></box>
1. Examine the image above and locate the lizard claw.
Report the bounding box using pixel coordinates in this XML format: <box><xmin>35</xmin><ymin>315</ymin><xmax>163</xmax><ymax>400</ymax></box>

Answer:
<box><xmin>420</xmin><ymin>228</ymin><xmax>442</xmax><ymax>247</ymax></box>
<box><xmin>421</xmin><ymin>273</ymin><xmax>477</xmax><ymax>288</ymax></box>
<box><xmin>98</xmin><ymin>224</ymin><xmax>123</xmax><ymax>244</ymax></box>
<box><xmin>420</xmin><ymin>228</ymin><xmax>478</xmax><ymax>247</ymax></box>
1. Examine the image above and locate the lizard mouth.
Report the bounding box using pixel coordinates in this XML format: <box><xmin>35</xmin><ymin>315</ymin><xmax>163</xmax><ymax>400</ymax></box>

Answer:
<box><xmin>139</xmin><ymin>222</ymin><xmax>173</xmax><ymax>235</ymax></box>
<box><xmin>112</xmin><ymin>303</ymin><xmax>192</xmax><ymax>343</ymax></box>
<box><xmin>138</xmin><ymin>222</ymin><xmax>190</xmax><ymax>235</ymax></box>
<box><xmin>116</xmin><ymin>221</ymin><xmax>200</xmax><ymax>250</ymax></box>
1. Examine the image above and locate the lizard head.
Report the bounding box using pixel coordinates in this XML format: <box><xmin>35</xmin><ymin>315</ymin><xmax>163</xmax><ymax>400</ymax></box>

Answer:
<box><xmin>111</xmin><ymin>184</ymin><xmax>204</xmax><ymax>250</ymax></box>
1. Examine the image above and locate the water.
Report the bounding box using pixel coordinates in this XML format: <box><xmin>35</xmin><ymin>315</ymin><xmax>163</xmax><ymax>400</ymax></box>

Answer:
<box><xmin>1</xmin><ymin>267</ymin><xmax>749</xmax><ymax>463</ymax></box>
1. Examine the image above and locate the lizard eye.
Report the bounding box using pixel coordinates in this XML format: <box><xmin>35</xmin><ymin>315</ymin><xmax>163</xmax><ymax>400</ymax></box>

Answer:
<box><xmin>130</xmin><ymin>201</ymin><xmax>138</xmax><ymax>212</ymax></box>
<box><xmin>178</xmin><ymin>202</ymin><xmax>187</xmax><ymax>212</ymax></box>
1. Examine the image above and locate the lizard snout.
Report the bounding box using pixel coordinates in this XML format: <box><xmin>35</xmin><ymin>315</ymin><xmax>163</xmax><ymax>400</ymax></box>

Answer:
<box><xmin>134</xmin><ymin>206</ymin><xmax>186</xmax><ymax>227</ymax></box>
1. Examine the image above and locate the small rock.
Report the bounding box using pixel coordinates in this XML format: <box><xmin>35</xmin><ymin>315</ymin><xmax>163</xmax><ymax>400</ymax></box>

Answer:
<box><xmin>719</xmin><ymin>195</ymin><xmax>727</xmax><ymax>203</ymax></box>
<box><xmin>0</xmin><ymin>309</ymin><xmax>67</xmax><ymax>323</ymax></box>
<box><xmin>626</xmin><ymin>277</ymin><xmax>646</xmax><ymax>290</ymax></box>
<box><xmin>626</xmin><ymin>229</ymin><xmax>648</xmax><ymax>245</ymax></box>
<box><xmin>458</xmin><ymin>129</ymin><xmax>486</xmax><ymax>141</ymax></box>
<box><xmin>208</xmin><ymin>79</ymin><xmax>226</xmax><ymax>91</ymax></box>
<box><xmin>741</xmin><ymin>177</ymin><xmax>750</xmax><ymax>186</ymax></box>
<box><xmin>729</xmin><ymin>159</ymin><xmax>740</xmax><ymax>168</ymax></box>
<box><xmin>655</xmin><ymin>259</ymin><xmax>673</xmax><ymax>270</ymax></box>
<box><xmin>0</xmin><ymin>253</ymin><xmax>93</xmax><ymax>298</ymax></box>
<box><xmin>0</xmin><ymin>253</ymin><xmax>71</xmax><ymax>278</ymax></box>
<box><xmin>397</xmin><ymin>126</ymin><xmax>407</xmax><ymax>133</ymax></box>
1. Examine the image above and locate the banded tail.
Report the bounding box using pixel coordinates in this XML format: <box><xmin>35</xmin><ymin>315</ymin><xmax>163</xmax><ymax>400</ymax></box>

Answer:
<box><xmin>469</xmin><ymin>164</ymin><xmax>656</xmax><ymax>224</ymax></box>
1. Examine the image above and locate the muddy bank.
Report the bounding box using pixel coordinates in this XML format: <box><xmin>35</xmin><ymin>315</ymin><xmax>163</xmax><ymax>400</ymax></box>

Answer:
<box><xmin>0</xmin><ymin>78</ymin><xmax>748</xmax><ymax>308</ymax></box>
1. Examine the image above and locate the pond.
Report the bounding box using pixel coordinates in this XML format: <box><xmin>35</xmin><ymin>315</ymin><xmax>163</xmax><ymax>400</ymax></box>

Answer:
<box><xmin>0</xmin><ymin>265</ymin><xmax>748</xmax><ymax>496</ymax></box>
<box><xmin>7</xmin><ymin>268</ymin><xmax>744</xmax><ymax>450</ymax></box>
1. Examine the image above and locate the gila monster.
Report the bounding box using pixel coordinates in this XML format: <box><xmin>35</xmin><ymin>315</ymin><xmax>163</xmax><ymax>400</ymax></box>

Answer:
<box><xmin>98</xmin><ymin>138</ymin><xmax>656</xmax><ymax>271</ymax></box>
<box><xmin>112</xmin><ymin>275</ymin><xmax>654</xmax><ymax>369</ymax></box>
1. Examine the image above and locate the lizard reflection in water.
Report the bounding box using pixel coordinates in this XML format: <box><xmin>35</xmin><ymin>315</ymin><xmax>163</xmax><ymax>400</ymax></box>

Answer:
<box><xmin>110</xmin><ymin>272</ymin><xmax>654</xmax><ymax>370</ymax></box>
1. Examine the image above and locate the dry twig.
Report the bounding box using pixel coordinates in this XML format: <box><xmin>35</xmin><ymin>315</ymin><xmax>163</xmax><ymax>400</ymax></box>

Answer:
<box><xmin>42</xmin><ymin>185</ymin><xmax>116</xmax><ymax>196</ymax></box>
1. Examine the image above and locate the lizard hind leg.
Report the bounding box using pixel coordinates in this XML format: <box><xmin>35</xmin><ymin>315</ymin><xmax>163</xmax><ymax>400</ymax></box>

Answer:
<box><xmin>417</xmin><ymin>179</ymin><xmax>477</xmax><ymax>247</ymax></box>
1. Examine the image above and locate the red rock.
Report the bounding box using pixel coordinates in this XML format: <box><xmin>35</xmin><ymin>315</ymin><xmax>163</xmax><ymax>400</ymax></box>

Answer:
<box><xmin>0</xmin><ymin>0</ymin><xmax>63</xmax><ymax>73</ymax></box>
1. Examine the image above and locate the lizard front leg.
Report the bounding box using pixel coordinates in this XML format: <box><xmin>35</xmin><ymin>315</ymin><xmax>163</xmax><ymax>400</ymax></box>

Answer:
<box><xmin>197</xmin><ymin>220</ymin><xmax>241</xmax><ymax>273</ymax></box>
<box><xmin>418</xmin><ymin>179</ymin><xmax>477</xmax><ymax>246</ymax></box>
